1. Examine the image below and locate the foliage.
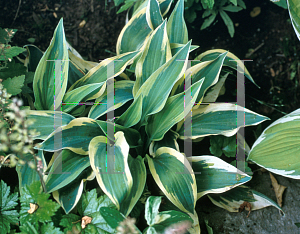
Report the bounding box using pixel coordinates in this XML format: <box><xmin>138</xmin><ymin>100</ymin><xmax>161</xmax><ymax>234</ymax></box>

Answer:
<box><xmin>2</xmin><ymin>0</ymin><xmax>300</xmax><ymax>233</ymax></box>
<box><xmin>0</xmin><ymin>27</ymin><xmax>34</xmax><ymax>97</ymax></box>
<box><xmin>21</xmin><ymin>0</ymin><xmax>270</xmax><ymax>232</ymax></box>
<box><xmin>100</xmin><ymin>196</ymin><xmax>193</xmax><ymax>233</ymax></box>
<box><xmin>113</xmin><ymin>0</ymin><xmax>246</xmax><ymax>37</ymax></box>
<box><xmin>0</xmin><ymin>180</ymin><xmax>19</xmax><ymax>234</ymax></box>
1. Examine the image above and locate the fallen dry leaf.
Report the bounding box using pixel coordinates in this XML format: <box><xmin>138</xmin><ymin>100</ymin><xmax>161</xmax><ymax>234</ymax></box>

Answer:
<box><xmin>269</xmin><ymin>172</ymin><xmax>286</xmax><ymax>207</ymax></box>
<box><xmin>81</xmin><ymin>216</ymin><xmax>92</xmax><ymax>229</ymax></box>
<box><xmin>239</xmin><ymin>201</ymin><xmax>252</xmax><ymax>218</ymax></box>
<box><xmin>250</xmin><ymin>7</ymin><xmax>261</xmax><ymax>18</ymax></box>
<box><xmin>28</xmin><ymin>203</ymin><xmax>39</xmax><ymax>214</ymax></box>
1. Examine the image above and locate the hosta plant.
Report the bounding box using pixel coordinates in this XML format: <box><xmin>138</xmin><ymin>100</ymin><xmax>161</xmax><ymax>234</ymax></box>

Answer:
<box><xmin>15</xmin><ymin>0</ymin><xmax>300</xmax><ymax>232</ymax></box>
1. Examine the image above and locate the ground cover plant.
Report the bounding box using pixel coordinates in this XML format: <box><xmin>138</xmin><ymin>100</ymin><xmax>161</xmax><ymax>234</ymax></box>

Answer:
<box><xmin>1</xmin><ymin>0</ymin><xmax>300</xmax><ymax>233</ymax></box>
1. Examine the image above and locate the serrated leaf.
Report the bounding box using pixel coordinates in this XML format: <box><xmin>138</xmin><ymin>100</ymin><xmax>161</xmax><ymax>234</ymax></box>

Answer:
<box><xmin>2</xmin><ymin>75</ymin><xmax>25</xmax><ymax>95</ymax></box>
<box><xmin>20</xmin><ymin>181</ymin><xmax>60</xmax><ymax>227</ymax></box>
<box><xmin>0</xmin><ymin>180</ymin><xmax>19</xmax><ymax>234</ymax></box>
<box><xmin>0</xmin><ymin>60</ymin><xmax>27</xmax><ymax>79</ymax></box>
<box><xmin>0</xmin><ymin>46</ymin><xmax>25</xmax><ymax>60</ymax></box>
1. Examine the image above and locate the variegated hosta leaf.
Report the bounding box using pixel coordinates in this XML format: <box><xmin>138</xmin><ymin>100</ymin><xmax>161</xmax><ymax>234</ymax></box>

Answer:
<box><xmin>89</xmin><ymin>132</ymin><xmax>133</xmax><ymax>212</ymax></box>
<box><xmin>35</xmin><ymin>117</ymin><xmax>105</xmax><ymax>155</ymax></box>
<box><xmin>202</xmin><ymin>72</ymin><xmax>228</xmax><ymax>103</ymax></box>
<box><xmin>24</xmin><ymin>45</ymin><xmax>43</xmax><ymax>72</ymax></box>
<box><xmin>146</xmin><ymin>79</ymin><xmax>203</xmax><ymax>142</ymax></box>
<box><xmin>68</xmin><ymin>48</ymin><xmax>98</xmax><ymax>74</ymax></box>
<box><xmin>188</xmin><ymin>156</ymin><xmax>251</xmax><ymax>199</ymax></box>
<box><xmin>208</xmin><ymin>185</ymin><xmax>284</xmax><ymax>214</ymax></box>
<box><xmin>62</xmin><ymin>82</ymin><xmax>106</xmax><ymax>113</ymax></box>
<box><xmin>33</xmin><ymin>18</ymin><xmax>68</xmax><ymax>110</ymax></box>
<box><xmin>170</xmin><ymin>43</ymin><xmax>199</xmax><ymax>56</ymax></box>
<box><xmin>53</xmin><ymin>168</ymin><xmax>95</xmax><ymax>214</ymax></box>
<box><xmin>247</xmin><ymin>108</ymin><xmax>300</xmax><ymax>179</ymax></box>
<box><xmin>133</xmin><ymin>20</ymin><xmax>172</xmax><ymax>98</ymax></box>
<box><xmin>158</xmin><ymin>0</ymin><xmax>173</xmax><ymax>16</ymax></box>
<box><xmin>149</xmin><ymin>130</ymin><xmax>180</xmax><ymax>156</ymax></box>
<box><xmin>176</xmin><ymin>103</ymin><xmax>269</xmax><ymax>140</ymax></box>
<box><xmin>116</xmin><ymin>6</ymin><xmax>152</xmax><ymax>54</ymax></box>
<box><xmin>117</xmin><ymin>41</ymin><xmax>191</xmax><ymax>128</ymax></box>
<box><xmin>171</xmin><ymin>52</ymin><xmax>227</xmax><ymax>102</ymax></box>
<box><xmin>148</xmin><ymin>0</ymin><xmax>163</xmax><ymax>29</ymax></box>
<box><xmin>26</xmin><ymin>110</ymin><xmax>75</xmax><ymax>140</ymax></box>
<box><xmin>146</xmin><ymin>147</ymin><xmax>197</xmax><ymax>214</ymax></box>
<box><xmin>166</xmin><ymin>0</ymin><xmax>188</xmax><ymax>44</ymax></box>
<box><xmin>68</xmin><ymin>51</ymin><xmax>139</xmax><ymax>91</ymax></box>
<box><xmin>195</xmin><ymin>49</ymin><xmax>258</xmax><ymax>87</ymax></box>
<box><xmin>16</xmin><ymin>150</ymin><xmax>46</xmax><ymax>194</ymax></box>
<box><xmin>287</xmin><ymin>0</ymin><xmax>300</xmax><ymax>40</ymax></box>
<box><xmin>88</xmin><ymin>80</ymin><xmax>134</xmax><ymax>120</ymax></box>
<box><xmin>45</xmin><ymin>149</ymin><xmax>90</xmax><ymax>193</ymax></box>
<box><xmin>120</xmin><ymin>156</ymin><xmax>147</xmax><ymax>216</ymax></box>
<box><xmin>95</xmin><ymin>120</ymin><xmax>141</xmax><ymax>148</ymax></box>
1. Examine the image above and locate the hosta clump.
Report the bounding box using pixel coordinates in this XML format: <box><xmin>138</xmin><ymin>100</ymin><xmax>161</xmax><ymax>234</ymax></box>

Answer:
<box><xmin>20</xmin><ymin>0</ymin><xmax>299</xmax><ymax>232</ymax></box>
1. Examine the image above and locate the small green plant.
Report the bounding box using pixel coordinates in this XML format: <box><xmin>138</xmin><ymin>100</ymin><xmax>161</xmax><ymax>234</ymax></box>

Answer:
<box><xmin>113</xmin><ymin>0</ymin><xmax>246</xmax><ymax>37</ymax></box>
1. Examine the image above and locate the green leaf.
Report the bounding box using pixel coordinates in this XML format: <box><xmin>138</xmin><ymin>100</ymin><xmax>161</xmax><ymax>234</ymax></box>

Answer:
<box><xmin>24</xmin><ymin>45</ymin><xmax>44</xmax><ymax>72</ymax></box>
<box><xmin>0</xmin><ymin>60</ymin><xmax>27</xmax><ymax>79</ymax></box>
<box><xmin>149</xmin><ymin>130</ymin><xmax>180</xmax><ymax>156</ymax></box>
<box><xmin>145</xmin><ymin>196</ymin><xmax>162</xmax><ymax>226</ymax></box>
<box><xmin>248</xmin><ymin>108</ymin><xmax>300</xmax><ymax>179</ymax></box>
<box><xmin>16</xmin><ymin>151</ymin><xmax>45</xmax><ymax>194</ymax></box>
<box><xmin>99</xmin><ymin>207</ymin><xmax>126</xmax><ymax>229</ymax></box>
<box><xmin>60</xmin><ymin>213</ymin><xmax>81</xmax><ymax>233</ymax></box>
<box><xmin>205</xmin><ymin>219</ymin><xmax>213</xmax><ymax>234</ymax></box>
<box><xmin>172</xmin><ymin>52</ymin><xmax>227</xmax><ymax>102</ymax></box>
<box><xmin>272</xmin><ymin>0</ymin><xmax>288</xmax><ymax>9</ymax></box>
<box><xmin>88</xmin><ymin>80</ymin><xmax>134</xmax><ymax>120</ymax></box>
<box><xmin>45</xmin><ymin>149</ymin><xmax>90</xmax><ymax>193</ymax></box>
<box><xmin>40</xmin><ymin>222</ymin><xmax>64</xmax><ymax>234</ymax></box>
<box><xmin>26</xmin><ymin>110</ymin><xmax>75</xmax><ymax>140</ymax></box>
<box><xmin>166</xmin><ymin>0</ymin><xmax>188</xmax><ymax>44</ymax></box>
<box><xmin>0</xmin><ymin>180</ymin><xmax>19</xmax><ymax>234</ymax></box>
<box><xmin>133</xmin><ymin>20</ymin><xmax>171</xmax><ymax>97</ymax></box>
<box><xmin>146</xmin><ymin>79</ymin><xmax>203</xmax><ymax>142</ymax></box>
<box><xmin>177</xmin><ymin>103</ymin><xmax>269</xmax><ymax>140</ymax></box>
<box><xmin>69</xmin><ymin>52</ymin><xmax>139</xmax><ymax>91</ymax></box>
<box><xmin>62</xmin><ymin>82</ymin><xmax>106</xmax><ymax>113</ymax></box>
<box><xmin>148</xmin><ymin>0</ymin><xmax>164</xmax><ymax>29</ymax></box>
<box><xmin>220</xmin><ymin>10</ymin><xmax>235</xmax><ymax>37</ymax></box>
<box><xmin>89</xmin><ymin>132</ymin><xmax>133</xmax><ymax>213</ymax></box>
<box><xmin>2</xmin><ymin>75</ymin><xmax>25</xmax><ymax>95</ymax></box>
<box><xmin>288</xmin><ymin>0</ymin><xmax>300</xmax><ymax>40</ymax></box>
<box><xmin>189</xmin><ymin>156</ymin><xmax>251</xmax><ymax>199</ymax></box>
<box><xmin>208</xmin><ymin>185</ymin><xmax>284</xmax><ymax>214</ymax></box>
<box><xmin>20</xmin><ymin>181</ymin><xmax>60</xmax><ymax>227</ymax></box>
<box><xmin>0</xmin><ymin>46</ymin><xmax>25</xmax><ymax>60</ymax></box>
<box><xmin>117</xmin><ymin>0</ymin><xmax>136</xmax><ymax>14</ymax></box>
<box><xmin>118</xmin><ymin>155</ymin><xmax>146</xmax><ymax>216</ymax></box>
<box><xmin>53</xmin><ymin>168</ymin><xmax>94</xmax><ymax>214</ymax></box>
<box><xmin>209</xmin><ymin>135</ymin><xmax>237</xmax><ymax>157</ymax></box>
<box><xmin>95</xmin><ymin>120</ymin><xmax>141</xmax><ymax>148</ymax></box>
<box><xmin>201</xmin><ymin>0</ymin><xmax>214</xmax><ymax>9</ymax></box>
<box><xmin>229</xmin><ymin>0</ymin><xmax>237</xmax><ymax>6</ymax></box>
<box><xmin>146</xmin><ymin>147</ymin><xmax>197</xmax><ymax>214</ymax></box>
<box><xmin>35</xmin><ymin>117</ymin><xmax>105</xmax><ymax>155</ymax></box>
<box><xmin>201</xmin><ymin>13</ymin><xmax>217</xmax><ymax>30</ymax></box>
<box><xmin>116</xmin><ymin>6</ymin><xmax>152</xmax><ymax>54</ymax></box>
<box><xmin>33</xmin><ymin>18</ymin><xmax>69</xmax><ymax>110</ymax></box>
<box><xmin>295</xmin><ymin>223</ymin><xmax>300</xmax><ymax>228</ymax></box>
<box><xmin>76</xmin><ymin>189</ymin><xmax>116</xmax><ymax>233</ymax></box>
<box><xmin>195</xmin><ymin>49</ymin><xmax>258</xmax><ymax>88</ymax></box>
